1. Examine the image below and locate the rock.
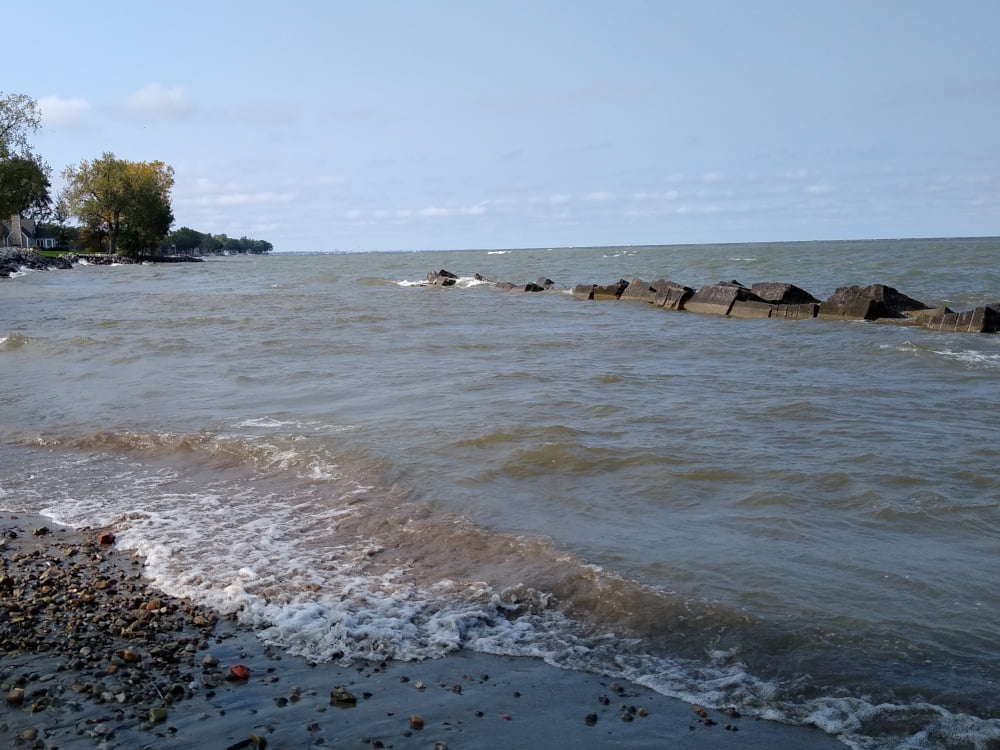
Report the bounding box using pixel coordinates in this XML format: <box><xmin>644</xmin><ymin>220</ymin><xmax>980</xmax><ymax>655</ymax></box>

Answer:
<box><xmin>0</xmin><ymin>247</ymin><xmax>74</xmax><ymax>277</ymax></box>
<box><xmin>772</xmin><ymin>303</ymin><xmax>819</xmax><ymax>319</ymax></box>
<box><xmin>229</xmin><ymin>664</ymin><xmax>251</xmax><ymax>680</ymax></box>
<box><xmin>591</xmin><ymin>279</ymin><xmax>630</xmax><ymax>300</ymax></box>
<box><xmin>6</xmin><ymin>687</ymin><xmax>25</xmax><ymax>705</ymax></box>
<box><xmin>729</xmin><ymin>299</ymin><xmax>777</xmax><ymax>318</ymax></box>
<box><xmin>619</xmin><ymin>278</ymin><xmax>657</xmax><ymax>303</ymax></box>
<box><xmin>120</xmin><ymin>648</ymin><xmax>141</xmax><ymax>663</ymax></box>
<box><xmin>572</xmin><ymin>284</ymin><xmax>596</xmax><ymax>300</ymax></box>
<box><xmin>330</xmin><ymin>685</ymin><xmax>357</xmax><ymax>705</ymax></box>
<box><xmin>684</xmin><ymin>283</ymin><xmax>764</xmax><ymax>316</ymax></box>
<box><xmin>536</xmin><ymin>277</ymin><xmax>555</xmax><ymax>288</ymax></box>
<box><xmin>409</xmin><ymin>714</ymin><xmax>425</xmax><ymax>730</ymax></box>
<box><xmin>906</xmin><ymin>305</ymin><xmax>952</xmax><ymax>323</ymax></box>
<box><xmin>148</xmin><ymin>706</ymin><xmax>168</xmax><ymax>722</ymax></box>
<box><xmin>97</xmin><ymin>532</ymin><xmax>115</xmax><ymax>545</ymax></box>
<box><xmin>651</xmin><ymin>279</ymin><xmax>694</xmax><ymax>310</ymax></box>
<box><xmin>750</xmin><ymin>282</ymin><xmax>819</xmax><ymax>305</ymax></box>
<box><xmin>495</xmin><ymin>281</ymin><xmax>518</xmax><ymax>291</ymax></box>
<box><xmin>426</xmin><ymin>270</ymin><xmax>458</xmax><ymax>287</ymax></box>
<box><xmin>818</xmin><ymin>284</ymin><xmax>929</xmax><ymax>320</ymax></box>
<box><xmin>921</xmin><ymin>304</ymin><xmax>1000</xmax><ymax>333</ymax></box>
<box><xmin>522</xmin><ymin>282</ymin><xmax>546</xmax><ymax>292</ymax></box>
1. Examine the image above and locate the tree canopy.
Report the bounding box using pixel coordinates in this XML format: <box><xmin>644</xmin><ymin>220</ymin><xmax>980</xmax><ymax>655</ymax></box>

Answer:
<box><xmin>0</xmin><ymin>92</ymin><xmax>41</xmax><ymax>160</ymax></box>
<box><xmin>0</xmin><ymin>155</ymin><xmax>50</xmax><ymax>219</ymax></box>
<box><xmin>0</xmin><ymin>92</ymin><xmax>50</xmax><ymax>218</ymax></box>
<box><xmin>166</xmin><ymin>227</ymin><xmax>272</xmax><ymax>254</ymax></box>
<box><xmin>60</xmin><ymin>153</ymin><xmax>174</xmax><ymax>256</ymax></box>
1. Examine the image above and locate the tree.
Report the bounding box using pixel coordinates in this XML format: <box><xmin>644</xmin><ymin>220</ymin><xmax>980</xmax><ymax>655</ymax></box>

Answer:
<box><xmin>0</xmin><ymin>154</ymin><xmax>50</xmax><ymax>218</ymax></box>
<box><xmin>0</xmin><ymin>92</ymin><xmax>42</xmax><ymax>159</ymax></box>
<box><xmin>0</xmin><ymin>92</ymin><xmax>50</xmax><ymax>217</ymax></box>
<box><xmin>201</xmin><ymin>234</ymin><xmax>222</xmax><ymax>253</ymax></box>
<box><xmin>38</xmin><ymin>202</ymin><xmax>79</xmax><ymax>249</ymax></box>
<box><xmin>166</xmin><ymin>226</ymin><xmax>207</xmax><ymax>253</ymax></box>
<box><xmin>60</xmin><ymin>153</ymin><xmax>174</xmax><ymax>256</ymax></box>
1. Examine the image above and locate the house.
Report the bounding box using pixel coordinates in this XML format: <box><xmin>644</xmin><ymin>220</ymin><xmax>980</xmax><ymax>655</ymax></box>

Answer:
<box><xmin>1</xmin><ymin>214</ymin><xmax>57</xmax><ymax>249</ymax></box>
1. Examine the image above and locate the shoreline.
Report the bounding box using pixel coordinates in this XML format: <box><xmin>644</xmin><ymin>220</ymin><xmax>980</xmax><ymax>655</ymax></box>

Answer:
<box><xmin>0</xmin><ymin>513</ymin><xmax>847</xmax><ymax>749</ymax></box>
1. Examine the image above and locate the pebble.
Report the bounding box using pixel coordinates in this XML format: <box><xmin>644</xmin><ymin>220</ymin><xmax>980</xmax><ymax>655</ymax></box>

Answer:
<box><xmin>330</xmin><ymin>685</ymin><xmax>357</xmax><ymax>705</ymax></box>
<box><xmin>0</xmin><ymin>521</ymin><xmax>225</xmax><ymax>741</ymax></box>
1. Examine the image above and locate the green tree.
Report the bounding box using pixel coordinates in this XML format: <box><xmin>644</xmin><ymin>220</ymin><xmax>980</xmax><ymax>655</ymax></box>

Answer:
<box><xmin>201</xmin><ymin>234</ymin><xmax>222</xmax><ymax>253</ymax></box>
<box><xmin>0</xmin><ymin>155</ymin><xmax>50</xmax><ymax>218</ymax></box>
<box><xmin>167</xmin><ymin>226</ymin><xmax>207</xmax><ymax>253</ymax></box>
<box><xmin>0</xmin><ymin>92</ymin><xmax>50</xmax><ymax>217</ymax></box>
<box><xmin>60</xmin><ymin>153</ymin><xmax>174</xmax><ymax>256</ymax></box>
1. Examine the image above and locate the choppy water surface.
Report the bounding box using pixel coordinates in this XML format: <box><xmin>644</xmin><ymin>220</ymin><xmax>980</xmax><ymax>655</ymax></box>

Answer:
<box><xmin>2</xmin><ymin>238</ymin><xmax>999</xmax><ymax>749</ymax></box>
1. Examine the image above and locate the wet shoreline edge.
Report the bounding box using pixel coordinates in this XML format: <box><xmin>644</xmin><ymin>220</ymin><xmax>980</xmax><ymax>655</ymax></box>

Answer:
<box><xmin>1</xmin><ymin>513</ymin><xmax>847</xmax><ymax>749</ymax></box>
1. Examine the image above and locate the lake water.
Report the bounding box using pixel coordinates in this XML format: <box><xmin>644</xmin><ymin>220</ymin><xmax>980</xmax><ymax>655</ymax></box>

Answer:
<box><xmin>2</xmin><ymin>238</ymin><xmax>999</xmax><ymax>749</ymax></box>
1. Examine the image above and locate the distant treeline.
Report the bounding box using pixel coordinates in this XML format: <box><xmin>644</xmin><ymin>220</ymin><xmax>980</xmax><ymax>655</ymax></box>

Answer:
<box><xmin>165</xmin><ymin>226</ymin><xmax>273</xmax><ymax>255</ymax></box>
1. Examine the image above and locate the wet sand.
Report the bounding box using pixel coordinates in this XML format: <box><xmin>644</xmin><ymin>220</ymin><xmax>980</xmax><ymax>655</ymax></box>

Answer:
<box><xmin>1</xmin><ymin>514</ymin><xmax>846</xmax><ymax>749</ymax></box>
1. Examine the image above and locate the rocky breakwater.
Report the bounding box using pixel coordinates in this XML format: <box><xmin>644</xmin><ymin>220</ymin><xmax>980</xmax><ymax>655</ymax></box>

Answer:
<box><xmin>426</xmin><ymin>269</ymin><xmax>1000</xmax><ymax>334</ymax></box>
<box><xmin>0</xmin><ymin>517</ymin><xmax>245</xmax><ymax>745</ymax></box>
<box><xmin>0</xmin><ymin>249</ymin><xmax>204</xmax><ymax>278</ymax></box>
<box><xmin>0</xmin><ymin>248</ymin><xmax>73</xmax><ymax>278</ymax></box>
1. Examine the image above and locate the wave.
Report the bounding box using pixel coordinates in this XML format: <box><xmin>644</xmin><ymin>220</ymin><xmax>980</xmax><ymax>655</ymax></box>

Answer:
<box><xmin>885</xmin><ymin>341</ymin><xmax>1000</xmax><ymax>370</ymax></box>
<box><xmin>0</xmin><ymin>331</ymin><xmax>32</xmax><ymax>350</ymax></box>
<box><xmin>6</xmin><ymin>425</ymin><xmax>1000</xmax><ymax>748</ymax></box>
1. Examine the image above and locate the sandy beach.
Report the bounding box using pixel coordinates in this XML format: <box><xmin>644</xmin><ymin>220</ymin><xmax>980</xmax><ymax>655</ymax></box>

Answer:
<box><xmin>1</xmin><ymin>513</ymin><xmax>846</xmax><ymax>749</ymax></box>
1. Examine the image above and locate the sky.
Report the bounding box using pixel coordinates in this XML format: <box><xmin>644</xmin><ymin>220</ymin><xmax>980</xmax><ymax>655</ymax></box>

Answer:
<box><xmin>7</xmin><ymin>0</ymin><xmax>999</xmax><ymax>252</ymax></box>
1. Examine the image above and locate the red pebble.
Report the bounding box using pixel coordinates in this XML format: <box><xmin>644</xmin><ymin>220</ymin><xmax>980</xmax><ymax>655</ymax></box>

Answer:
<box><xmin>98</xmin><ymin>532</ymin><xmax>115</xmax><ymax>545</ymax></box>
<box><xmin>229</xmin><ymin>664</ymin><xmax>250</xmax><ymax>680</ymax></box>
<box><xmin>502</xmin><ymin>713</ymin><xmax>512</xmax><ymax>720</ymax></box>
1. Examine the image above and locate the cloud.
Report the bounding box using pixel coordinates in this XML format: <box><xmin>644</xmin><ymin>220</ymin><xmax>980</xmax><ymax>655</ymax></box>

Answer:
<box><xmin>120</xmin><ymin>83</ymin><xmax>195</xmax><ymax>120</ymax></box>
<box><xmin>631</xmin><ymin>190</ymin><xmax>680</xmax><ymax>201</ymax></box>
<box><xmin>38</xmin><ymin>95</ymin><xmax>92</xmax><ymax>129</ymax></box>
<box><xmin>174</xmin><ymin>177</ymin><xmax>296</xmax><ymax>209</ymax></box>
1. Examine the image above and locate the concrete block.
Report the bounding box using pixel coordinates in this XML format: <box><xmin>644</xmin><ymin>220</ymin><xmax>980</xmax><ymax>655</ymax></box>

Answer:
<box><xmin>772</xmin><ymin>303</ymin><xmax>819</xmax><ymax>319</ymax></box>
<box><xmin>619</xmin><ymin>278</ymin><xmax>657</xmax><ymax>302</ymax></box>
<box><xmin>729</xmin><ymin>300</ymin><xmax>776</xmax><ymax>318</ymax></box>
<box><xmin>922</xmin><ymin>305</ymin><xmax>1000</xmax><ymax>333</ymax></box>
<box><xmin>750</xmin><ymin>282</ymin><xmax>818</xmax><ymax>304</ymax></box>
<box><xmin>591</xmin><ymin>280</ymin><xmax>629</xmax><ymax>300</ymax></box>
<box><xmin>651</xmin><ymin>280</ymin><xmax>694</xmax><ymax>310</ymax></box>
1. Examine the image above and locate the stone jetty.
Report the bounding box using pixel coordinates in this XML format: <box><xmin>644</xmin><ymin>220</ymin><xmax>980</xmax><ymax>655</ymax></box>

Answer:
<box><xmin>0</xmin><ymin>248</ymin><xmax>201</xmax><ymax>278</ymax></box>
<box><xmin>424</xmin><ymin>270</ymin><xmax>1000</xmax><ymax>334</ymax></box>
